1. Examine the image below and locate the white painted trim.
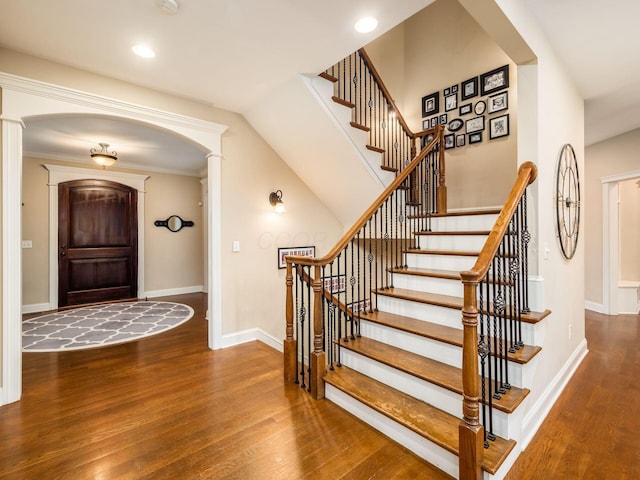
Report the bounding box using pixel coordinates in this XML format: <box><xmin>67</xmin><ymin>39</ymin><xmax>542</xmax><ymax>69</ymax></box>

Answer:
<box><xmin>0</xmin><ymin>72</ymin><xmax>228</xmax><ymax>405</ymax></box>
<box><xmin>584</xmin><ymin>301</ymin><xmax>606</xmax><ymax>314</ymax></box>
<box><xmin>216</xmin><ymin>328</ymin><xmax>282</xmax><ymax>352</ymax></box>
<box><xmin>44</xmin><ymin>164</ymin><xmax>149</xmax><ymax>309</ymax></box>
<box><xmin>144</xmin><ymin>285</ymin><xmax>204</xmax><ymax>298</ymax></box>
<box><xmin>1</xmin><ymin>117</ymin><xmax>23</xmax><ymax>405</ymax></box>
<box><xmin>601</xmin><ymin>170</ymin><xmax>640</xmax><ymax>184</ymax></box>
<box><xmin>527</xmin><ymin>275</ymin><xmax>545</xmax><ymax>313</ymax></box>
<box><xmin>21</xmin><ymin>303</ymin><xmax>54</xmax><ymax>314</ymax></box>
<box><xmin>520</xmin><ymin>338</ymin><xmax>588</xmax><ymax>449</ymax></box>
<box><xmin>207</xmin><ymin>154</ymin><xmax>223</xmax><ymax>350</ymax></box>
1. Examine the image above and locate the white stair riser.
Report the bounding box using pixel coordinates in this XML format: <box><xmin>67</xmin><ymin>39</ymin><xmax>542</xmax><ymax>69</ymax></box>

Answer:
<box><xmin>339</xmin><ymin>349</ymin><xmax>515</xmax><ymax>439</ymax></box>
<box><xmin>359</xmin><ymin>319</ymin><xmax>529</xmax><ymax>389</ymax></box>
<box><xmin>429</xmin><ymin>213</ymin><xmax>499</xmax><ymax>231</ymax></box>
<box><xmin>392</xmin><ymin>273</ymin><xmax>464</xmax><ymax>297</ymax></box>
<box><xmin>416</xmin><ymin>234</ymin><xmax>488</xmax><ymax>251</ymax></box>
<box><xmin>325</xmin><ymin>383</ymin><xmax>459</xmax><ymax>478</ymax></box>
<box><xmin>406</xmin><ymin>252</ymin><xmax>477</xmax><ymax>271</ymax></box>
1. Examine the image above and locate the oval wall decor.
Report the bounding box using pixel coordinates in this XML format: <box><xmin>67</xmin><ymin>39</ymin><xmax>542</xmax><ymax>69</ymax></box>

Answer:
<box><xmin>448</xmin><ymin>118</ymin><xmax>464</xmax><ymax>132</ymax></box>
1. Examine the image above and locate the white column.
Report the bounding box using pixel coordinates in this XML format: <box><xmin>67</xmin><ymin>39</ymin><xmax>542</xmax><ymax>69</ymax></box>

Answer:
<box><xmin>207</xmin><ymin>153</ymin><xmax>223</xmax><ymax>349</ymax></box>
<box><xmin>1</xmin><ymin>115</ymin><xmax>24</xmax><ymax>405</ymax></box>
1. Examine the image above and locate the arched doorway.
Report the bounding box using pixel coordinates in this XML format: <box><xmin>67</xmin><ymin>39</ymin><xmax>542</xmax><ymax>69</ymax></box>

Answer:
<box><xmin>0</xmin><ymin>72</ymin><xmax>227</xmax><ymax>405</ymax></box>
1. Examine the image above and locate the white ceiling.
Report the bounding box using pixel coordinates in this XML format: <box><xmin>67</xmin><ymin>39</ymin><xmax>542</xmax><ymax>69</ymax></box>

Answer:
<box><xmin>0</xmin><ymin>0</ymin><xmax>637</xmax><ymax>174</ymax></box>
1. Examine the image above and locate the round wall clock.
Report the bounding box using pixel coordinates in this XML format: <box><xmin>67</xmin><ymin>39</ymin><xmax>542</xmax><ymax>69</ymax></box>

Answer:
<box><xmin>555</xmin><ymin>144</ymin><xmax>580</xmax><ymax>259</ymax></box>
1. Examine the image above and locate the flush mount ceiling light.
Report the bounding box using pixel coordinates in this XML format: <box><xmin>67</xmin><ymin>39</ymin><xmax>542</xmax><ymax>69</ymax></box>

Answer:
<box><xmin>132</xmin><ymin>44</ymin><xmax>156</xmax><ymax>58</ymax></box>
<box><xmin>90</xmin><ymin>143</ymin><xmax>118</xmax><ymax>167</ymax></box>
<box><xmin>156</xmin><ymin>0</ymin><xmax>179</xmax><ymax>15</ymax></box>
<box><xmin>354</xmin><ymin>16</ymin><xmax>378</xmax><ymax>33</ymax></box>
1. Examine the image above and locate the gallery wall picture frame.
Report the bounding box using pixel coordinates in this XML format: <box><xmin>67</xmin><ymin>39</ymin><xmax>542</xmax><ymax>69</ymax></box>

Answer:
<box><xmin>459</xmin><ymin>103</ymin><xmax>472</xmax><ymax>116</ymax></box>
<box><xmin>421</xmin><ymin>92</ymin><xmax>440</xmax><ymax>117</ymax></box>
<box><xmin>445</xmin><ymin>93</ymin><xmax>458</xmax><ymax>112</ymax></box>
<box><xmin>474</xmin><ymin>100</ymin><xmax>486</xmax><ymax>115</ymax></box>
<box><xmin>421</xmin><ymin>133</ymin><xmax>435</xmax><ymax>148</ymax></box>
<box><xmin>456</xmin><ymin>134</ymin><xmax>466</xmax><ymax>147</ymax></box>
<box><xmin>461</xmin><ymin>76</ymin><xmax>479</xmax><ymax>101</ymax></box>
<box><xmin>448</xmin><ymin>118</ymin><xmax>464</xmax><ymax>132</ymax></box>
<box><xmin>422</xmin><ymin>119</ymin><xmax>430</xmax><ymax>130</ymax></box>
<box><xmin>278</xmin><ymin>246</ymin><xmax>316</xmax><ymax>269</ymax></box>
<box><xmin>431</xmin><ymin>117</ymin><xmax>438</xmax><ymax>128</ymax></box>
<box><xmin>465</xmin><ymin>116</ymin><xmax>485</xmax><ymax>134</ymax></box>
<box><xmin>469</xmin><ymin>132</ymin><xmax>483</xmax><ymax>144</ymax></box>
<box><xmin>480</xmin><ymin>64</ymin><xmax>509</xmax><ymax>96</ymax></box>
<box><xmin>488</xmin><ymin>91</ymin><xmax>508</xmax><ymax>114</ymax></box>
<box><xmin>439</xmin><ymin>113</ymin><xmax>448</xmax><ymax>125</ymax></box>
<box><xmin>444</xmin><ymin>133</ymin><xmax>455</xmax><ymax>150</ymax></box>
<box><xmin>489</xmin><ymin>114</ymin><xmax>510</xmax><ymax>139</ymax></box>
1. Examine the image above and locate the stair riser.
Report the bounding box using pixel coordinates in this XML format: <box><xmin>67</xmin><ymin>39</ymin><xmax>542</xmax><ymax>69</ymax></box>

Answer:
<box><xmin>359</xmin><ymin>319</ymin><xmax>529</xmax><ymax>388</ymax></box>
<box><xmin>416</xmin><ymin>234</ymin><xmax>488</xmax><ymax>251</ymax></box>
<box><xmin>325</xmin><ymin>383</ymin><xmax>460</xmax><ymax>478</ymax></box>
<box><xmin>405</xmin><ymin>252</ymin><xmax>477</xmax><ymax>271</ymax></box>
<box><xmin>392</xmin><ymin>273</ymin><xmax>464</xmax><ymax>297</ymax></box>
<box><xmin>339</xmin><ymin>348</ymin><xmax>515</xmax><ymax>439</ymax></box>
<box><xmin>428</xmin><ymin>214</ymin><xmax>499</xmax><ymax>232</ymax></box>
<box><xmin>376</xmin><ymin>294</ymin><xmax>464</xmax><ymax>330</ymax></box>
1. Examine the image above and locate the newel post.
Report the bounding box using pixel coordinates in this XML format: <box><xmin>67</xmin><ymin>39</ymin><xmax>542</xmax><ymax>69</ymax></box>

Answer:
<box><xmin>283</xmin><ymin>261</ymin><xmax>297</xmax><ymax>382</ymax></box>
<box><xmin>459</xmin><ymin>278</ymin><xmax>483</xmax><ymax>480</ymax></box>
<box><xmin>310</xmin><ymin>264</ymin><xmax>326</xmax><ymax>399</ymax></box>
<box><xmin>437</xmin><ymin>126</ymin><xmax>447</xmax><ymax>213</ymax></box>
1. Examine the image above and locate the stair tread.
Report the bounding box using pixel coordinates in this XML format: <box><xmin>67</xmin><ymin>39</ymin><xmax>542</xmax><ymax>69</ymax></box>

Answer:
<box><xmin>324</xmin><ymin>367</ymin><xmax>516</xmax><ymax>475</ymax></box>
<box><xmin>319</xmin><ymin>71</ymin><xmax>338</xmax><ymax>83</ymax></box>
<box><xmin>350</xmin><ymin>121</ymin><xmax>370</xmax><ymax>132</ymax></box>
<box><xmin>409</xmin><ymin>207</ymin><xmax>502</xmax><ymax>220</ymax></box>
<box><xmin>415</xmin><ymin>230</ymin><xmax>491</xmax><ymax>236</ymax></box>
<box><xmin>339</xmin><ymin>336</ymin><xmax>529</xmax><ymax>413</ymax></box>
<box><xmin>332</xmin><ymin>95</ymin><xmax>354</xmax><ymax>108</ymax></box>
<box><xmin>375</xmin><ymin>287</ymin><xmax>550</xmax><ymax>328</ymax></box>
<box><xmin>359</xmin><ymin>309</ymin><xmax>541</xmax><ymax>364</ymax></box>
<box><xmin>389</xmin><ymin>266</ymin><xmax>460</xmax><ymax>280</ymax></box>
<box><xmin>366</xmin><ymin>144</ymin><xmax>385</xmax><ymax>153</ymax></box>
<box><xmin>406</xmin><ymin>248</ymin><xmax>480</xmax><ymax>257</ymax></box>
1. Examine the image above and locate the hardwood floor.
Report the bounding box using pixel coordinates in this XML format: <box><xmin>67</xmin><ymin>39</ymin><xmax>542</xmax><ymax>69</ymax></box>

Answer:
<box><xmin>505</xmin><ymin>310</ymin><xmax>640</xmax><ymax>479</ymax></box>
<box><xmin>5</xmin><ymin>296</ymin><xmax>639</xmax><ymax>479</ymax></box>
<box><xmin>3</xmin><ymin>293</ymin><xmax>450</xmax><ymax>480</ymax></box>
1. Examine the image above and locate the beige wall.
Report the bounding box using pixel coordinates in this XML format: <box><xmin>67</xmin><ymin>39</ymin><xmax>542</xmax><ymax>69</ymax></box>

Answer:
<box><xmin>585</xmin><ymin>128</ymin><xmax>640</xmax><ymax>304</ymax></box>
<box><xmin>366</xmin><ymin>0</ymin><xmax>518</xmax><ymax>209</ymax></box>
<box><xmin>22</xmin><ymin>156</ymin><xmax>205</xmax><ymax>306</ymax></box>
<box><xmin>2</xmin><ymin>48</ymin><xmax>343</xmax><ymax>346</ymax></box>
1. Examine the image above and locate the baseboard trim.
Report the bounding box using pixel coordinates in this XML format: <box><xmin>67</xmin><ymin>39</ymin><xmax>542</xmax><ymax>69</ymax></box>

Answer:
<box><xmin>216</xmin><ymin>328</ymin><xmax>283</xmax><ymax>352</ymax></box>
<box><xmin>585</xmin><ymin>301</ymin><xmax>606</xmax><ymax>314</ymax></box>
<box><xmin>520</xmin><ymin>338</ymin><xmax>588</xmax><ymax>449</ymax></box>
<box><xmin>144</xmin><ymin>285</ymin><xmax>203</xmax><ymax>299</ymax></box>
<box><xmin>21</xmin><ymin>302</ymin><xmax>54</xmax><ymax>314</ymax></box>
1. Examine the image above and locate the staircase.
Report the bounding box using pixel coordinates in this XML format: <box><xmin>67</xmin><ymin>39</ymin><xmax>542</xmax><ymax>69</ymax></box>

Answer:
<box><xmin>322</xmin><ymin>208</ymin><xmax>549</xmax><ymax>478</ymax></box>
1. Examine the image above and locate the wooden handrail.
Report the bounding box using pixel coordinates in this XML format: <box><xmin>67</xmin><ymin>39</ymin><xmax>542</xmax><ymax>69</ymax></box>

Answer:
<box><xmin>285</xmin><ymin>125</ymin><xmax>443</xmax><ymax>268</ymax></box>
<box><xmin>357</xmin><ymin>49</ymin><xmax>415</xmax><ymax>139</ymax></box>
<box><xmin>457</xmin><ymin>161</ymin><xmax>537</xmax><ymax>480</ymax></box>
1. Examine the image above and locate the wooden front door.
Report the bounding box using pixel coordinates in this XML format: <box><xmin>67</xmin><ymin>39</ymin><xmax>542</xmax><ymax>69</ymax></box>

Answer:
<box><xmin>58</xmin><ymin>179</ymin><xmax>138</xmax><ymax>307</ymax></box>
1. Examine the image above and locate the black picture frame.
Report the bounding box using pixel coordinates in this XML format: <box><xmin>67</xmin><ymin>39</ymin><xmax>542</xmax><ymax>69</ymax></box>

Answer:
<box><xmin>480</xmin><ymin>65</ymin><xmax>509</xmax><ymax>96</ymax></box>
<box><xmin>489</xmin><ymin>114</ymin><xmax>510</xmax><ymax>139</ymax></box>
<box><xmin>445</xmin><ymin>93</ymin><xmax>458</xmax><ymax>112</ymax></box>
<box><xmin>488</xmin><ymin>91</ymin><xmax>508</xmax><ymax>114</ymax></box>
<box><xmin>422</xmin><ymin>119</ymin><xmax>430</xmax><ymax>130</ymax></box>
<box><xmin>448</xmin><ymin>118</ymin><xmax>464</xmax><ymax>132</ymax></box>
<box><xmin>444</xmin><ymin>87</ymin><xmax>451</xmax><ymax>96</ymax></box>
<box><xmin>444</xmin><ymin>133</ymin><xmax>455</xmax><ymax>150</ymax></box>
<box><xmin>469</xmin><ymin>132</ymin><xmax>483</xmax><ymax>144</ymax></box>
<box><xmin>461</xmin><ymin>76</ymin><xmax>479</xmax><ymax>101</ymax></box>
<box><xmin>431</xmin><ymin>117</ymin><xmax>438</xmax><ymax>128</ymax></box>
<box><xmin>456</xmin><ymin>134</ymin><xmax>466</xmax><ymax>147</ymax></box>
<box><xmin>459</xmin><ymin>103</ymin><xmax>472</xmax><ymax>116</ymax></box>
<box><xmin>465</xmin><ymin>116</ymin><xmax>485</xmax><ymax>134</ymax></box>
<box><xmin>278</xmin><ymin>246</ymin><xmax>315</xmax><ymax>269</ymax></box>
<box><xmin>439</xmin><ymin>113</ymin><xmax>448</xmax><ymax>125</ymax></box>
<box><xmin>421</xmin><ymin>92</ymin><xmax>439</xmax><ymax>117</ymax></box>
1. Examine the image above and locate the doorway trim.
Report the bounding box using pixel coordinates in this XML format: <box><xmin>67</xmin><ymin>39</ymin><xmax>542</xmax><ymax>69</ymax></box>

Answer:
<box><xmin>0</xmin><ymin>72</ymin><xmax>227</xmax><ymax>405</ymax></box>
<box><xmin>44</xmin><ymin>164</ymin><xmax>149</xmax><ymax>310</ymax></box>
<box><xmin>601</xmin><ymin>169</ymin><xmax>640</xmax><ymax>314</ymax></box>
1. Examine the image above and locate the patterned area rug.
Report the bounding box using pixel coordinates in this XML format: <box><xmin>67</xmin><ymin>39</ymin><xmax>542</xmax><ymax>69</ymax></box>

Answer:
<box><xmin>22</xmin><ymin>301</ymin><xmax>194</xmax><ymax>352</ymax></box>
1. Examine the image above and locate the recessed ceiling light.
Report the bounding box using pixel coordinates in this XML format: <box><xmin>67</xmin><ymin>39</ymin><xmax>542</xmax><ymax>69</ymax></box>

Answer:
<box><xmin>132</xmin><ymin>45</ymin><xmax>156</xmax><ymax>58</ymax></box>
<box><xmin>355</xmin><ymin>16</ymin><xmax>378</xmax><ymax>33</ymax></box>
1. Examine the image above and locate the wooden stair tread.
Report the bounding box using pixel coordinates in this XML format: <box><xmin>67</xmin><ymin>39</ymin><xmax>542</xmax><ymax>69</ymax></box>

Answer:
<box><xmin>409</xmin><ymin>207</ymin><xmax>502</xmax><ymax>220</ymax></box>
<box><xmin>366</xmin><ymin>144</ymin><xmax>385</xmax><ymax>153</ymax></box>
<box><xmin>319</xmin><ymin>71</ymin><xmax>338</xmax><ymax>83</ymax></box>
<box><xmin>332</xmin><ymin>95</ymin><xmax>354</xmax><ymax>108</ymax></box>
<box><xmin>359</xmin><ymin>310</ymin><xmax>541</xmax><ymax>364</ymax></box>
<box><xmin>374</xmin><ymin>288</ymin><xmax>549</xmax><ymax>329</ymax></box>
<box><xmin>350</xmin><ymin>121</ymin><xmax>369</xmax><ymax>132</ymax></box>
<box><xmin>338</xmin><ymin>336</ymin><xmax>529</xmax><ymax>413</ymax></box>
<box><xmin>380</xmin><ymin>165</ymin><xmax>398</xmax><ymax>173</ymax></box>
<box><xmin>414</xmin><ymin>230</ymin><xmax>491</xmax><ymax>236</ymax></box>
<box><xmin>324</xmin><ymin>367</ymin><xmax>516</xmax><ymax>475</ymax></box>
<box><xmin>405</xmin><ymin>248</ymin><xmax>480</xmax><ymax>257</ymax></box>
<box><xmin>389</xmin><ymin>266</ymin><xmax>460</xmax><ymax>280</ymax></box>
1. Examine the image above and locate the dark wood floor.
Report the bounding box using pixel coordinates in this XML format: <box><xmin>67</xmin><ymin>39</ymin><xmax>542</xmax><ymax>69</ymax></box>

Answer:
<box><xmin>3</xmin><ymin>296</ymin><xmax>639</xmax><ymax>479</ymax></box>
<box><xmin>3</xmin><ymin>293</ymin><xmax>450</xmax><ymax>480</ymax></box>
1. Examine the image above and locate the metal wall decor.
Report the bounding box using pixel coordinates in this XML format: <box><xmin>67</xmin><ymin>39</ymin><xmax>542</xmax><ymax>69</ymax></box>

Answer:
<box><xmin>555</xmin><ymin>144</ymin><xmax>580</xmax><ymax>259</ymax></box>
<box><xmin>154</xmin><ymin>215</ymin><xmax>194</xmax><ymax>232</ymax></box>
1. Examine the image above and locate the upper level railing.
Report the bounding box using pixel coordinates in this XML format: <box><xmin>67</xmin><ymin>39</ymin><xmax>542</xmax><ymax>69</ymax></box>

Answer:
<box><xmin>322</xmin><ymin>49</ymin><xmax>447</xmax><ymax>213</ymax></box>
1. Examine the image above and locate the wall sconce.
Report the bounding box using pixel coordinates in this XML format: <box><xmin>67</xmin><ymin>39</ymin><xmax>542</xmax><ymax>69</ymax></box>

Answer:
<box><xmin>269</xmin><ymin>190</ymin><xmax>286</xmax><ymax>213</ymax></box>
<box><xmin>90</xmin><ymin>143</ymin><xmax>118</xmax><ymax>167</ymax></box>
